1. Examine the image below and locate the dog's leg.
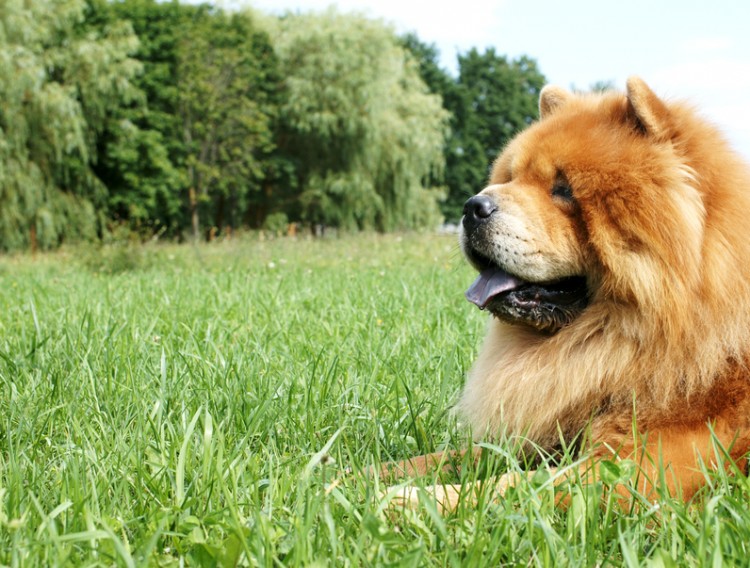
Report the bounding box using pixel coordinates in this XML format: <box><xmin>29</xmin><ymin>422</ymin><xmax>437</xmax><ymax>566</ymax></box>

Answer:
<box><xmin>594</xmin><ymin>419</ymin><xmax>750</xmax><ymax>501</ymax></box>
<box><xmin>386</xmin><ymin>468</ymin><xmax>559</xmax><ymax>513</ymax></box>
<box><xmin>384</xmin><ymin>420</ymin><xmax>750</xmax><ymax>513</ymax></box>
<box><xmin>378</xmin><ymin>447</ymin><xmax>483</xmax><ymax>482</ymax></box>
<box><xmin>378</xmin><ymin>446</ymin><xmax>485</xmax><ymax>513</ymax></box>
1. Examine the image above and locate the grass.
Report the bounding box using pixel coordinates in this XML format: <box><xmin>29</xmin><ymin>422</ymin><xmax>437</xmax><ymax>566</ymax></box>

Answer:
<box><xmin>1</xmin><ymin>232</ymin><xmax>749</xmax><ymax>566</ymax></box>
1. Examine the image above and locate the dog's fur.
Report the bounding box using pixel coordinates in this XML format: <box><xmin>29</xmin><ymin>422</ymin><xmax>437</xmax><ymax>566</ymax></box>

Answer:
<box><xmin>388</xmin><ymin>77</ymin><xmax>750</xmax><ymax>510</ymax></box>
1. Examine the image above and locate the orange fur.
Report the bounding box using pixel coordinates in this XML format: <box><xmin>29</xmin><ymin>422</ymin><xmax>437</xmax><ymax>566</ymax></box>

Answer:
<box><xmin>389</xmin><ymin>77</ymin><xmax>750</xmax><ymax>510</ymax></box>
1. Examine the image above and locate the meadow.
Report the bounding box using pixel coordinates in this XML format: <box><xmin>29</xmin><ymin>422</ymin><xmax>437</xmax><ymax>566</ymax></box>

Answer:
<box><xmin>1</xmin><ymin>233</ymin><xmax>749</xmax><ymax>566</ymax></box>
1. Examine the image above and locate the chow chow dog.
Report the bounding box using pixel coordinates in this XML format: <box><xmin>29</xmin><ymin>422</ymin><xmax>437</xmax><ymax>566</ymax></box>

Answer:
<box><xmin>387</xmin><ymin>77</ymin><xmax>750</xmax><ymax>510</ymax></box>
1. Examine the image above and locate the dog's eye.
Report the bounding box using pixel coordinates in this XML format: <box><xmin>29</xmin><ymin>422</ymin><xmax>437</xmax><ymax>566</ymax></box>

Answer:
<box><xmin>552</xmin><ymin>182</ymin><xmax>574</xmax><ymax>201</ymax></box>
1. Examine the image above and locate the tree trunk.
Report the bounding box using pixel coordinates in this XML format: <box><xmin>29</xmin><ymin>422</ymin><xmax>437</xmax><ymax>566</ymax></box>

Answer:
<box><xmin>216</xmin><ymin>193</ymin><xmax>225</xmax><ymax>232</ymax></box>
<box><xmin>190</xmin><ymin>187</ymin><xmax>199</xmax><ymax>242</ymax></box>
<box><xmin>30</xmin><ymin>222</ymin><xmax>38</xmax><ymax>255</ymax></box>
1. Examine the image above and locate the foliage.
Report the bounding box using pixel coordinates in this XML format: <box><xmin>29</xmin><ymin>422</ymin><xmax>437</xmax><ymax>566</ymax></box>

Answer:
<box><xmin>399</xmin><ymin>33</ymin><xmax>456</xmax><ymax>110</ymax></box>
<box><xmin>1</xmin><ymin>235</ymin><xmax>749</xmax><ymax>564</ymax></box>
<box><xmin>88</xmin><ymin>0</ymin><xmax>184</xmax><ymax>234</ymax></box>
<box><xmin>588</xmin><ymin>79</ymin><xmax>617</xmax><ymax>93</ymax></box>
<box><xmin>83</xmin><ymin>0</ymin><xmax>282</xmax><ymax>239</ymax></box>
<box><xmin>0</xmin><ymin>0</ymin><xmax>140</xmax><ymax>250</ymax></box>
<box><xmin>262</xmin><ymin>211</ymin><xmax>289</xmax><ymax>235</ymax></box>
<box><xmin>176</xmin><ymin>8</ymin><xmax>279</xmax><ymax>239</ymax></box>
<box><xmin>272</xmin><ymin>10</ymin><xmax>449</xmax><ymax>231</ymax></box>
<box><xmin>401</xmin><ymin>40</ymin><xmax>546</xmax><ymax>221</ymax></box>
<box><xmin>0</xmin><ymin>1</ymin><xmax>549</xmax><ymax>249</ymax></box>
<box><xmin>443</xmin><ymin>50</ymin><xmax>546</xmax><ymax>220</ymax></box>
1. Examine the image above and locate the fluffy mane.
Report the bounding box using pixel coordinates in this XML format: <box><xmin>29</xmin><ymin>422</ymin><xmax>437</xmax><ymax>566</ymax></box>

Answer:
<box><xmin>458</xmin><ymin>81</ymin><xmax>750</xmax><ymax>449</ymax></box>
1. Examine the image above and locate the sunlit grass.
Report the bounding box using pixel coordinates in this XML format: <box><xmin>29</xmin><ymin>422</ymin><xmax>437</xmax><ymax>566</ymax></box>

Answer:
<box><xmin>0</xmin><ymin>233</ymin><xmax>749</xmax><ymax>565</ymax></box>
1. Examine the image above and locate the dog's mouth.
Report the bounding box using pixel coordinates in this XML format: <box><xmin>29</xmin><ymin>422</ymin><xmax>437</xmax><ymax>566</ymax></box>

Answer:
<box><xmin>465</xmin><ymin>251</ymin><xmax>589</xmax><ymax>334</ymax></box>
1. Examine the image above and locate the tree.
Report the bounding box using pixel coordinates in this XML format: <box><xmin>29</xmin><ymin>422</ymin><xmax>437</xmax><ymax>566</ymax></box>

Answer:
<box><xmin>0</xmin><ymin>2</ymin><xmax>546</xmax><ymax>249</ymax></box>
<box><xmin>399</xmin><ymin>33</ymin><xmax>456</xmax><ymax>215</ymax></box>
<box><xmin>0</xmin><ymin>0</ymin><xmax>140</xmax><ymax>250</ymax></box>
<box><xmin>176</xmin><ymin>9</ymin><xmax>279</xmax><ymax>240</ymax></box>
<box><xmin>588</xmin><ymin>80</ymin><xmax>616</xmax><ymax>93</ymax></box>
<box><xmin>398</xmin><ymin>41</ymin><xmax>546</xmax><ymax>222</ymax></box>
<box><xmin>99</xmin><ymin>1</ymin><xmax>281</xmax><ymax>239</ymax></box>
<box><xmin>445</xmin><ymin>50</ymin><xmax>545</xmax><ymax>221</ymax></box>
<box><xmin>271</xmin><ymin>10</ymin><xmax>449</xmax><ymax>231</ymax></box>
<box><xmin>92</xmin><ymin>0</ymin><xmax>199</xmax><ymax>236</ymax></box>
<box><xmin>399</xmin><ymin>33</ymin><xmax>455</xmax><ymax>103</ymax></box>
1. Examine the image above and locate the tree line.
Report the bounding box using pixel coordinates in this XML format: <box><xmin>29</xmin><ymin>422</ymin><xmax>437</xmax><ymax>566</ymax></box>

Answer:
<box><xmin>0</xmin><ymin>0</ymin><xmax>546</xmax><ymax>251</ymax></box>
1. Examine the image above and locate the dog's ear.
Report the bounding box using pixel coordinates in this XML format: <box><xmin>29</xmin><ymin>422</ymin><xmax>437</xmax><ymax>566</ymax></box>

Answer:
<box><xmin>539</xmin><ymin>85</ymin><xmax>571</xmax><ymax>119</ymax></box>
<box><xmin>626</xmin><ymin>76</ymin><xmax>672</xmax><ymax>140</ymax></box>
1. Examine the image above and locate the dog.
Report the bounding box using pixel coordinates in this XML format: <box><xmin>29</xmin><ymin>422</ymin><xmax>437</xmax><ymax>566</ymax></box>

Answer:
<box><xmin>385</xmin><ymin>77</ymin><xmax>750</xmax><ymax>511</ymax></box>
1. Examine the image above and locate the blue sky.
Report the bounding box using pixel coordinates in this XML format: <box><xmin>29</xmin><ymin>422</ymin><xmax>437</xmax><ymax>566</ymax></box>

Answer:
<box><xmin>245</xmin><ymin>0</ymin><xmax>750</xmax><ymax>159</ymax></box>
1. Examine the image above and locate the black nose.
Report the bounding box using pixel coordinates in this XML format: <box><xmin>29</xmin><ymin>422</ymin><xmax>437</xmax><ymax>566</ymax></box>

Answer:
<box><xmin>463</xmin><ymin>195</ymin><xmax>497</xmax><ymax>225</ymax></box>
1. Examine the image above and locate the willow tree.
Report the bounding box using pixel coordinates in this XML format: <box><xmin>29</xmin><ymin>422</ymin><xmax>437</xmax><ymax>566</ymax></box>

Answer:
<box><xmin>271</xmin><ymin>10</ymin><xmax>449</xmax><ymax>231</ymax></box>
<box><xmin>0</xmin><ymin>0</ymin><xmax>140</xmax><ymax>250</ymax></box>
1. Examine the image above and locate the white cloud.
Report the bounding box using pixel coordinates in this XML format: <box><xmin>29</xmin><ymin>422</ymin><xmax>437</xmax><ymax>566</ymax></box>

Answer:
<box><xmin>698</xmin><ymin>102</ymin><xmax>750</xmax><ymax>158</ymax></box>
<box><xmin>652</xmin><ymin>58</ymin><xmax>750</xmax><ymax>95</ymax></box>
<box><xmin>680</xmin><ymin>36</ymin><xmax>732</xmax><ymax>54</ymax></box>
<box><xmin>649</xmin><ymin>59</ymin><xmax>750</xmax><ymax>158</ymax></box>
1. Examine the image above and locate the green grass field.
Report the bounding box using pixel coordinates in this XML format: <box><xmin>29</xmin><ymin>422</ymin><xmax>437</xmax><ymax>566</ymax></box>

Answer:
<box><xmin>1</xmin><ymin>233</ymin><xmax>750</xmax><ymax>566</ymax></box>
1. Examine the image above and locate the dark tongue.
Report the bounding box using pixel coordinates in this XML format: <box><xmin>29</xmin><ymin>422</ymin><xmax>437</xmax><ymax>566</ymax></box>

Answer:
<box><xmin>465</xmin><ymin>266</ymin><xmax>526</xmax><ymax>309</ymax></box>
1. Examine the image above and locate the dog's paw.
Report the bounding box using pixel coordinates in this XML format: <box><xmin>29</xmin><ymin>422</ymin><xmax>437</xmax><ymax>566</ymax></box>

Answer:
<box><xmin>380</xmin><ymin>471</ymin><xmax>535</xmax><ymax>515</ymax></box>
<box><xmin>382</xmin><ymin>482</ymin><xmax>465</xmax><ymax>514</ymax></box>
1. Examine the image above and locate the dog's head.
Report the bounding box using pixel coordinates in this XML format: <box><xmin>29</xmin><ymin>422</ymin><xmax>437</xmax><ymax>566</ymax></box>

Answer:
<box><xmin>461</xmin><ymin>77</ymin><xmax>705</xmax><ymax>334</ymax></box>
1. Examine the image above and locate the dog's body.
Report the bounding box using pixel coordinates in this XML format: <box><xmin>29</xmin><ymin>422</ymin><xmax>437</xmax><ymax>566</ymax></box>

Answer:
<box><xmin>390</xmin><ymin>78</ymin><xmax>750</xmax><ymax>509</ymax></box>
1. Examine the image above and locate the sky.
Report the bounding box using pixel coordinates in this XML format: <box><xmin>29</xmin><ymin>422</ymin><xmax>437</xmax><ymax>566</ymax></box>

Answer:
<box><xmin>239</xmin><ymin>0</ymin><xmax>750</xmax><ymax>160</ymax></box>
